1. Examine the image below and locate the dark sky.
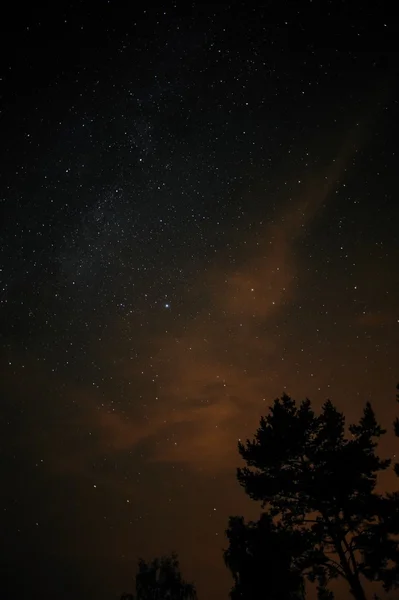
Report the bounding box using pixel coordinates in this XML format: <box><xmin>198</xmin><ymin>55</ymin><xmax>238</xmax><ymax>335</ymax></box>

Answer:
<box><xmin>1</xmin><ymin>3</ymin><xmax>399</xmax><ymax>600</ymax></box>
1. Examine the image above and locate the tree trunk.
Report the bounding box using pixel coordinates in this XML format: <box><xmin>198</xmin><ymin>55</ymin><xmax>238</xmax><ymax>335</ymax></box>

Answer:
<box><xmin>347</xmin><ymin>574</ymin><xmax>368</xmax><ymax>600</ymax></box>
<box><xmin>322</xmin><ymin>513</ymin><xmax>367</xmax><ymax>600</ymax></box>
<box><xmin>334</xmin><ymin>541</ymin><xmax>367</xmax><ymax>600</ymax></box>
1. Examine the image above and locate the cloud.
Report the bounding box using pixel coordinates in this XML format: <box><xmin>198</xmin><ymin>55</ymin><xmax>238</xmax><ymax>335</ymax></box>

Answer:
<box><xmin>356</xmin><ymin>312</ymin><xmax>394</xmax><ymax>328</ymax></box>
<box><xmin>15</xmin><ymin>122</ymin><xmax>365</xmax><ymax>475</ymax></box>
<box><xmin>91</xmin><ymin>140</ymin><xmax>360</xmax><ymax>471</ymax></box>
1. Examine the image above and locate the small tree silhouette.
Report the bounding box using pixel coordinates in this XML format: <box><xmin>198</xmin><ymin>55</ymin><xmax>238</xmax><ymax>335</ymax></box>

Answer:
<box><xmin>121</xmin><ymin>553</ymin><xmax>196</xmax><ymax>600</ymax></box>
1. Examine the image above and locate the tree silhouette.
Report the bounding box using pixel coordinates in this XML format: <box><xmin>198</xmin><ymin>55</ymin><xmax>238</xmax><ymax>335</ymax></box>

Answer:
<box><xmin>356</xmin><ymin>384</ymin><xmax>399</xmax><ymax>590</ymax></box>
<box><xmin>224</xmin><ymin>512</ymin><xmax>308</xmax><ymax>599</ymax></box>
<box><xmin>121</xmin><ymin>553</ymin><xmax>197</xmax><ymax>600</ymax></box>
<box><xmin>233</xmin><ymin>393</ymin><xmax>393</xmax><ymax>600</ymax></box>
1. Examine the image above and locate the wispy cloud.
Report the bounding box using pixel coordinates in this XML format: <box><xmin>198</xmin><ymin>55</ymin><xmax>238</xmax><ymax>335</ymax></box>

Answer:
<box><xmin>93</xmin><ymin>130</ymin><xmax>363</xmax><ymax>470</ymax></box>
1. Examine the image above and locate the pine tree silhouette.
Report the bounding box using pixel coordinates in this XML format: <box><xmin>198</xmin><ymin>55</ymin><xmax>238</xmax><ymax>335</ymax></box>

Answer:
<box><xmin>229</xmin><ymin>392</ymin><xmax>394</xmax><ymax>600</ymax></box>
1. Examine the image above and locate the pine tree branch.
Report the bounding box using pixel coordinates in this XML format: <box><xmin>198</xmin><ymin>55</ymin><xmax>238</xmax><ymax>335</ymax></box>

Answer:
<box><xmin>323</xmin><ymin>557</ymin><xmax>346</xmax><ymax>579</ymax></box>
<box><xmin>342</xmin><ymin>535</ymin><xmax>360</xmax><ymax>579</ymax></box>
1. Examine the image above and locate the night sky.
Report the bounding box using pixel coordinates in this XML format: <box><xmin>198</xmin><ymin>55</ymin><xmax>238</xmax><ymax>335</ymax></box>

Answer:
<box><xmin>1</xmin><ymin>4</ymin><xmax>399</xmax><ymax>600</ymax></box>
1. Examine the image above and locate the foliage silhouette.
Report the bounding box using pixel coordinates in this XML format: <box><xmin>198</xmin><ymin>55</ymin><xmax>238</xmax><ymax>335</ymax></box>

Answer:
<box><xmin>224</xmin><ymin>512</ymin><xmax>308</xmax><ymax>599</ymax></box>
<box><xmin>229</xmin><ymin>392</ymin><xmax>395</xmax><ymax>600</ymax></box>
<box><xmin>121</xmin><ymin>553</ymin><xmax>197</xmax><ymax>600</ymax></box>
<box><xmin>355</xmin><ymin>384</ymin><xmax>399</xmax><ymax>590</ymax></box>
